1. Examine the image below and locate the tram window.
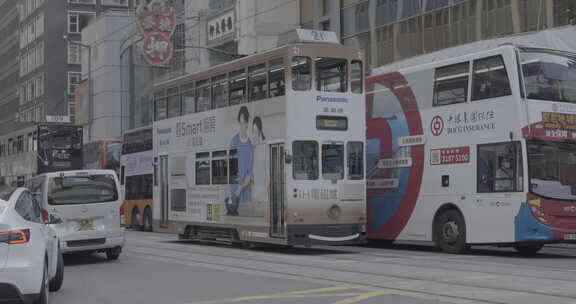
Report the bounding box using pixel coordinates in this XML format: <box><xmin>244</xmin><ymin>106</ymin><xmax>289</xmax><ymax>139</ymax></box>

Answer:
<box><xmin>269</xmin><ymin>58</ymin><xmax>285</xmax><ymax>97</ymax></box>
<box><xmin>472</xmin><ymin>56</ymin><xmax>512</xmax><ymax>101</ymax></box>
<box><xmin>196</xmin><ymin>79</ymin><xmax>211</xmax><ymax>112</ymax></box>
<box><xmin>322</xmin><ymin>144</ymin><xmax>344</xmax><ymax>180</ymax></box>
<box><xmin>293</xmin><ymin>141</ymin><xmax>319</xmax><ymax>180</ymax></box>
<box><xmin>212</xmin><ymin>150</ymin><xmax>228</xmax><ymax>185</ymax></box>
<box><xmin>229</xmin><ymin>69</ymin><xmax>246</xmax><ymax>106</ymax></box>
<box><xmin>154</xmin><ymin>91</ymin><xmax>167</xmax><ymax>121</ymax></box>
<box><xmin>351</xmin><ymin>60</ymin><xmax>363</xmax><ymax>93</ymax></box>
<box><xmin>229</xmin><ymin>149</ymin><xmax>238</xmax><ymax>184</ymax></box>
<box><xmin>195</xmin><ymin>152</ymin><xmax>211</xmax><ymax>185</ymax></box>
<box><xmin>477</xmin><ymin>142</ymin><xmax>523</xmax><ymax>193</ymax></box>
<box><xmin>166</xmin><ymin>87</ymin><xmax>181</xmax><ymax>118</ymax></box>
<box><xmin>249</xmin><ymin>63</ymin><xmax>267</xmax><ymax>102</ymax></box>
<box><xmin>433</xmin><ymin>62</ymin><xmax>469</xmax><ymax>106</ymax></box>
<box><xmin>181</xmin><ymin>82</ymin><xmax>196</xmax><ymax>114</ymax></box>
<box><xmin>347</xmin><ymin>142</ymin><xmax>364</xmax><ymax>180</ymax></box>
<box><xmin>292</xmin><ymin>56</ymin><xmax>311</xmax><ymax>91</ymax></box>
<box><xmin>316</xmin><ymin>57</ymin><xmax>348</xmax><ymax>93</ymax></box>
<box><xmin>27</xmin><ymin>133</ymin><xmax>33</xmax><ymax>153</ymax></box>
<box><xmin>212</xmin><ymin>74</ymin><xmax>229</xmax><ymax>109</ymax></box>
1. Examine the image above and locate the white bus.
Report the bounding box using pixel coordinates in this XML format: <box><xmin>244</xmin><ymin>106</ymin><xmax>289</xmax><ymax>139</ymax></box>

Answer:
<box><xmin>366</xmin><ymin>44</ymin><xmax>576</xmax><ymax>254</ymax></box>
<box><xmin>152</xmin><ymin>43</ymin><xmax>366</xmax><ymax>246</ymax></box>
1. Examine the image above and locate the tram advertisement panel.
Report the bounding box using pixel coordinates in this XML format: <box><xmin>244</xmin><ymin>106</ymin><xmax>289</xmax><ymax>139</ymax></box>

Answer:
<box><xmin>155</xmin><ymin>101</ymin><xmax>284</xmax><ymax>223</ymax></box>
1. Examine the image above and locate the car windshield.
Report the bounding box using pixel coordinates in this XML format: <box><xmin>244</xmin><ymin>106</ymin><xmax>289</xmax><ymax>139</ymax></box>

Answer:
<box><xmin>47</xmin><ymin>174</ymin><xmax>118</xmax><ymax>205</ymax></box>
<box><xmin>520</xmin><ymin>49</ymin><xmax>576</xmax><ymax>103</ymax></box>
<box><xmin>528</xmin><ymin>141</ymin><xmax>576</xmax><ymax>200</ymax></box>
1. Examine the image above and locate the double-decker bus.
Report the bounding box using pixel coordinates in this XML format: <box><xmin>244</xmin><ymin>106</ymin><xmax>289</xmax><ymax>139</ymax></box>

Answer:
<box><xmin>366</xmin><ymin>43</ymin><xmax>576</xmax><ymax>254</ymax></box>
<box><xmin>119</xmin><ymin>127</ymin><xmax>153</xmax><ymax>231</ymax></box>
<box><xmin>0</xmin><ymin>124</ymin><xmax>83</xmax><ymax>186</ymax></box>
<box><xmin>152</xmin><ymin>42</ymin><xmax>366</xmax><ymax>246</ymax></box>
<box><xmin>83</xmin><ymin>138</ymin><xmax>122</xmax><ymax>171</ymax></box>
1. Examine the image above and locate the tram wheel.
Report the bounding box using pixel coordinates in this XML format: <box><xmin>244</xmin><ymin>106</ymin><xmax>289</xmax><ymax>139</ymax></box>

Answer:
<box><xmin>513</xmin><ymin>244</ymin><xmax>544</xmax><ymax>256</ymax></box>
<box><xmin>435</xmin><ymin>209</ymin><xmax>470</xmax><ymax>254</ymax></box>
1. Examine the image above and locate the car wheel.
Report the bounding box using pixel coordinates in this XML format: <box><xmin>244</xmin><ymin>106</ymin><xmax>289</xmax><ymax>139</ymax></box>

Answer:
<box><xmin>143</xmin><ymin>207</ymin><xmax>153</xmax><ymax>232</ymax></box>
<box><xmin>34</xmin><ymin>261</ymin><xmax>49</xmax><ymax>304</ymax></box>
<box><xmin>106</xmin><ymin>247</ymin><xmax>121</xmax><ymax>260</ymax></box>
<box><xmin>49</xmin><ymin>251</ymin><xmax>64</xmax><ymax>292</ymax></box>
<box><xmin>131</xmin><ymin>208</ymin><xmax>141</xmax><ymax>230</ymax></box>
<box><xmin>435</xmin><ymin>209</ymin><xmax>470</xmax><ymax>254</ymax></box>
<box><xmin>514</xmin><ymin>244</ymin><xmax>544</xmax><ymax>256</ymax></box>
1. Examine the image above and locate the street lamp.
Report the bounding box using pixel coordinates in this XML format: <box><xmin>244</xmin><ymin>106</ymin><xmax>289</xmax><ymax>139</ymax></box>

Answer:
<box><xmin>63</xmin><ymin>35</ymin><xmax>93</xmax><ymax>141</ymax></box>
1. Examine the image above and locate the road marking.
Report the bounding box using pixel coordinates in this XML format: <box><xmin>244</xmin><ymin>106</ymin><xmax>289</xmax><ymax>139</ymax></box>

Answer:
<box><xmin>284</xmin><ymin>285</ymin><xmax>359</xmax><ymax>295</ymax></box>
<box><xmin>331</xmin><ymin>289</ymin><xmax>395</xmax><ymax>304</ymax></box>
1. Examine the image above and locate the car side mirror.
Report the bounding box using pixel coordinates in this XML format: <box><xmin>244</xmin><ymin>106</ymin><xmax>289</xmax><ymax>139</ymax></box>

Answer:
<box><xmin>46</xmin><ymin>214</ymin><xmax>63</xmax><ymax>225</ymax></box>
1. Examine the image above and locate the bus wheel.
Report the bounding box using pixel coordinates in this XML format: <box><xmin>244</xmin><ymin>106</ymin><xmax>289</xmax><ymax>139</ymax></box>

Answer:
<box><xmin>435</xmin><ymin>209</ymin><xmax>470</xmax><ymax>254</ymax></box>
<box><xmin>131</xmin><ymin>208</ymin><xmax>142</xmax><ymax>230</ymax></box>
<box><xmin>513</xmin><ymin>244</ymin><xmax>544</xmax><ymax>256</ymax></box>
<box><xmin>143</xmin><ymin>207</ymin><xmax>153</xmax><ymax>232</ymax></box>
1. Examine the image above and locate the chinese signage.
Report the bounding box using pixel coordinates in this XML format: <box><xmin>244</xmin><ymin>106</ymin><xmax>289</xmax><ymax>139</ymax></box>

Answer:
<box><xmin>207</xmin><ymin>10</ymin><xmax>235</xmax><ymax>42</ymax></box>
<box><xmin>431</xmin><ymin>110</ymin><xmax>496</xmax><ymax>136</ymax></box>
<box><xmin>430</xmin><ymin>146</ymin><xmax>470</xmax><ymax>166</ymax></box>
<box><xmin>175</xmin><ymin>116</ymin><xmax>217</xmax><ymax>147</ymax></box>
<box><xmin>542</xmin><ymin>112</ymin><xmax>576</xmax><ymax>131</ymax></box>
<box><xmin>136</xmin><ymin>0</ymin><xmax>176</xmax><ymax>66</ymax></box>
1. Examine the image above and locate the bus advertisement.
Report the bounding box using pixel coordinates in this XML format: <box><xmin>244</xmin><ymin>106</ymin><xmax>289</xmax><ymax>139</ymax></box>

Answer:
<box><xmin>152</xmin><ymin>43</ymin><xmax>366</xmax><ymax>247</ymax></box>
<box><xmin>366</xmin><ymin>44</ymin><xmax>576</xmax><ymax>255</ymax></box>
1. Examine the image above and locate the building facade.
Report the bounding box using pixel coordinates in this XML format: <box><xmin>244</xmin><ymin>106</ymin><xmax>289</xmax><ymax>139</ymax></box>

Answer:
<box><xmin>0</xmin><ymin>0</ymin><xmax>21</xmax><ymax>136</ymax></box>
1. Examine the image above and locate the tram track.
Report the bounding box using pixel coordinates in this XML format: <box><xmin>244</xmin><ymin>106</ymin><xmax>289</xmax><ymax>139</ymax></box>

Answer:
<box><xmin>125</xmin><ymin>239</ymin><xmax>576</xmax><ymax>304</ymax></box>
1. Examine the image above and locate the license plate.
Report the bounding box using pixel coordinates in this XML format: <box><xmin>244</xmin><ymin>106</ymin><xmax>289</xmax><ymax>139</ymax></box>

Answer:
<box><xmin>564</xmin><ymin>233</ymin><xmax>576</xmax><ymax>241</ymax></box>
<box><xmin>76</xmin><ymin>219</ymin><xmax>95</xmax><ymax>231</ymax></box>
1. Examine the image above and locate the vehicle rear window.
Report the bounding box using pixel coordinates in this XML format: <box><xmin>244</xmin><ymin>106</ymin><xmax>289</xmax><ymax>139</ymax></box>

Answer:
<box><xmin>47</xmin><ymin>174</ymin><xmax>118</xmax><ymax>205</ymax></box>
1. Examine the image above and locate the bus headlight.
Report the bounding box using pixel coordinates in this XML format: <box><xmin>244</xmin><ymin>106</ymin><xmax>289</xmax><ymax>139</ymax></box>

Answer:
<box><xmin>328</xmin><ymin>204</ymin><xmax>341</xmax><ymax>219</ymax></box>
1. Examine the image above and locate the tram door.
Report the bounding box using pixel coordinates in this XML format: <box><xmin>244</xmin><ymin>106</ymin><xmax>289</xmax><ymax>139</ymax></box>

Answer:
<box><xmin>159</xmin><ymin>155</ymin><xmax>169</xmax><ymax>227</ymax></box>
<box><xmin>270</xmin><ymin>143</ymin><xmax>285</xmax><ymax>237</ymax></box>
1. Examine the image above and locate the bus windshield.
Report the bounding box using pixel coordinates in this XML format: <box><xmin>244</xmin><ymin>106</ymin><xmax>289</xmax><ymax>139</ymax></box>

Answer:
<box><xmin>106</xmin><ymin>142</ymin><xmax>122</xmax><ymax>170</ymax></box>
<box><xmin>48</xmin><ymin>174</ymin><xmax>118</xmax><ymax>205</ymax></box>
<box><xmin>520</xmin><ymin>49</ymin><xmax>576</xmax><ymax>103</ymax></box>
<box><xmin>528</xmin><ymin>141</ymin><xmax>576</xmax><ymax>200</ymax></box>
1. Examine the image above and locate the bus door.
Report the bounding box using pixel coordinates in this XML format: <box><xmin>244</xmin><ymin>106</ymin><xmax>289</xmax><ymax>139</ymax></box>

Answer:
<box><xmin>270</xmin><ymin>143</ymin><xmax>285</xmax><ymax>237</ymax></box>
<box><xmin>159</xmin><ymin>155</ymin><xmax>169</xmax><ymax>227</ymax></box>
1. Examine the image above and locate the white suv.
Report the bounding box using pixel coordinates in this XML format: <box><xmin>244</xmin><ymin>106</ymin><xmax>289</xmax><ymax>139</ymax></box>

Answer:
<box><xmin>29</xmin><ymin>170</ymin><xmax>125</xmax><ymax>260</ymax></box>
<box><xmin>0</xmin><ymin>187</ymin><xmax>64</xmax><ymax>304</ymax></box>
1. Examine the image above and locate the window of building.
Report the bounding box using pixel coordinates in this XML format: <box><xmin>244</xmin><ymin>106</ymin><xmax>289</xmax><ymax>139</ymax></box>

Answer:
<box><xmin>68</xmin><ymin>0</ymin><xmax>95</xmax><ymax>4</ymax></box>
<box><xmin>433</xmin><ymin>61</ymin><xmax>470</xmax><ymax>106</ymax></box>
<box><xmin>472</xmin><ymin>55</ymin><xmax>512</xmax><ymax>101</ymax></box>
<box><xmin>316</xmin><ymin>57</ymin><xmax>348</xmax><ymax>92</ymax></box>
<box><xmin>181</xmin><ymin>82</ymin><xmax>195</xmax><ymax>114</ymax></box>
<box><xmin>248</xmin><ymin>63</ymin><xmax>267</xmax><ymax>102</ymax></box>
<box><xmin>68</xmin><ymin>42</ymin><xmax>81</xmax><ymax>64</ymax></box>
<box><xmin>68</xmin><ymin>12</ymin><xmax>95</xmax><ymax>34</ymax></box>
<box><xmin>101</xmin><ymin>0</ymin><xmax>129</xmax><ymax>6</ymax></box>
<box><xmin>195</xmin><ymin>152</ymin><xmax>211</xmax><ymax>185</ymax></box>
<box><xmin>351</xmin><ymin>60</ymin><xmax>363</xmax><ymax>93</ymax></box>
<box><xmin>154</xmin><ymin>91</ymin><xmax>167</xmax><ymax>121</ymax></box>
<box><xmin>212</xmin><ymin>74</ymin><xmax>228</xmax><ymax>109</ymax></box>
<box><xmin>229</xmin><ymin>69</ymin><xmax>246</xmax><ymax>105</ymax></box>
<box><xmin>293</xmin><ymin>141</ymin><xmax>319</xmax><ymax>180</ymax></box>
<box><xmin>292</xmin><ymin>56</ymin><xmax>311</xmax><ymax>91</ymax></box>
<box><xmin>67</xmin><ymin>72</ymin><xmax>82</xmax><ymax>96</ymax></box>
<box><xmin>322</xmin><ymin>0</ymin><xmax>331</xmax><ymax>16</ymax></box>
<box><xmin>268</xmin><ymin>58</ymin><xmax>285</xmax><ymax>98</ymax></box>
<box><xmin>36</xmin><ymin>13</ymin><xmax>44</xmax><ymax>37</ymax></box>
<box><xmin>478</xmin><ymin>141</ymin><xmax>523</xmax><ymax>193</ymax></box>
<box><xmin>211</xmin><ymin>151</ymin><xmax>228</xmax><ymax>185</ymax></box>
<box><xmin>196</xmin><ymin>79</ymin><xmax>211</xmax><ymax>112</ymax></box>
<box><xmin>166</xmin><ymin>87</ymin><xmax>181</xmax><ymax>118</ymax></box>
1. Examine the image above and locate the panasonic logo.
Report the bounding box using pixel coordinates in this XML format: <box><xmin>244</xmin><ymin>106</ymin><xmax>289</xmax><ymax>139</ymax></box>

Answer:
<box><xmin>316</xmin><ymin>96</ymin><xmax>348</xmax><ymax>103</ymax></box>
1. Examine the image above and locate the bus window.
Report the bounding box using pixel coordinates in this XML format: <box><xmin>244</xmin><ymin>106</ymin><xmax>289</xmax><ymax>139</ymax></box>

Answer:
<box><xmin>269</xmin><ymin>58</ymin><xmax>285</xmax><ymax>97</ymax></box>
<box><xmin>166</xmin><ymin>87</ymin><xmax>181</xmax><ymax>118</ymax></box>
<box><xmin>347</xmin><ymin>142</ymin><xmax>363</xmax><ymax>180</ymax></box>
<box><xmin>292</xmin><ymin>56</ymin><xmax>311</xmax><ymax>91</ymax></box>
<box><xmin>472</xmin><ymin>56</ymin><xmax>511</xmax><ymax>101</ymax></box>
<box><xmin>249</xmin><ymin>63</ymin><xmax>267</xmax><ymax>102</ymax></box>
<box><xmin>322</xmin><ymin>144</ymin><xmax>344</xmax><ymax>180</ymax></box>
<box><xmin>293</xmin><ymin>141</ymin><xmax>318</xmax><ymax>180</ymax></box>
<box><xmin>181</xmin><ymin>82</ymin><xmax>195</xmax><ymax>114</ymax></box>
<box><xmin>196</xmin><ymin>79</ymin><xmax>211</xmax><ymax>112</ymax></box>
<box><xmin>212</xmin><ymin>74</ymin><xmax>229</xmax><ymax>109</ymax></box>
<box><xmin>477</xmin><ymin>142</ymin><xmax>523</xmax><ymax>193</ymax></box>
<box><xmin>316</xmin><ymin>58</ymin><xmax>348</xmax><ymax>93</ymax></box>
<box><xmin>229</xmin><ymin>149</ymin><xmax>238</xmax><ymax>184</ymax></box>
<box><xmin>351</xmin><ymin>60</ymin><xmax>363</xmax><ymax>93</ymax></box>
<box><xmin>433</xmin><ymin>62</ymin><xmax>469</xmax><ymax>106</ymax></box>
<box><xmin>211</xmin><ymin>150</ymin><xmax>228</xmax><ymax>185</ymax></box>
<box><xmin>229</xmin><ymin>69</ymin><xmax>246</xmax><ymax>106</ymax></box>
<box><xmin>154</xmin><ymin>91</ymin><xmax>167</xmax><ymax>121</ymax></box>
<box><xmin>195</xmin><ymin>152</ymin><xmax>210</xmax><ymax>185</ymax></box>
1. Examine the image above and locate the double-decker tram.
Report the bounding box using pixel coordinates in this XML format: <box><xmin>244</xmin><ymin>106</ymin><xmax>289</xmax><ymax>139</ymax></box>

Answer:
<box><xmin>119</xmin><ymin>127</ymin><xmax>153</xmax><ymax>230</ymax></box>
<box><xmin>152</xmin><ymin>43</ymin><xmax>365</xmax><ymax>246</ymax></box>
<box><xmin>0</xmin><ymin>124</ymin><xmax>83</xmax><ymax>187</ymax></box>
<box><xmin>366</xmin><ymin>44</ymin><xmax>576</xmax><ymax>254</ymax></box>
